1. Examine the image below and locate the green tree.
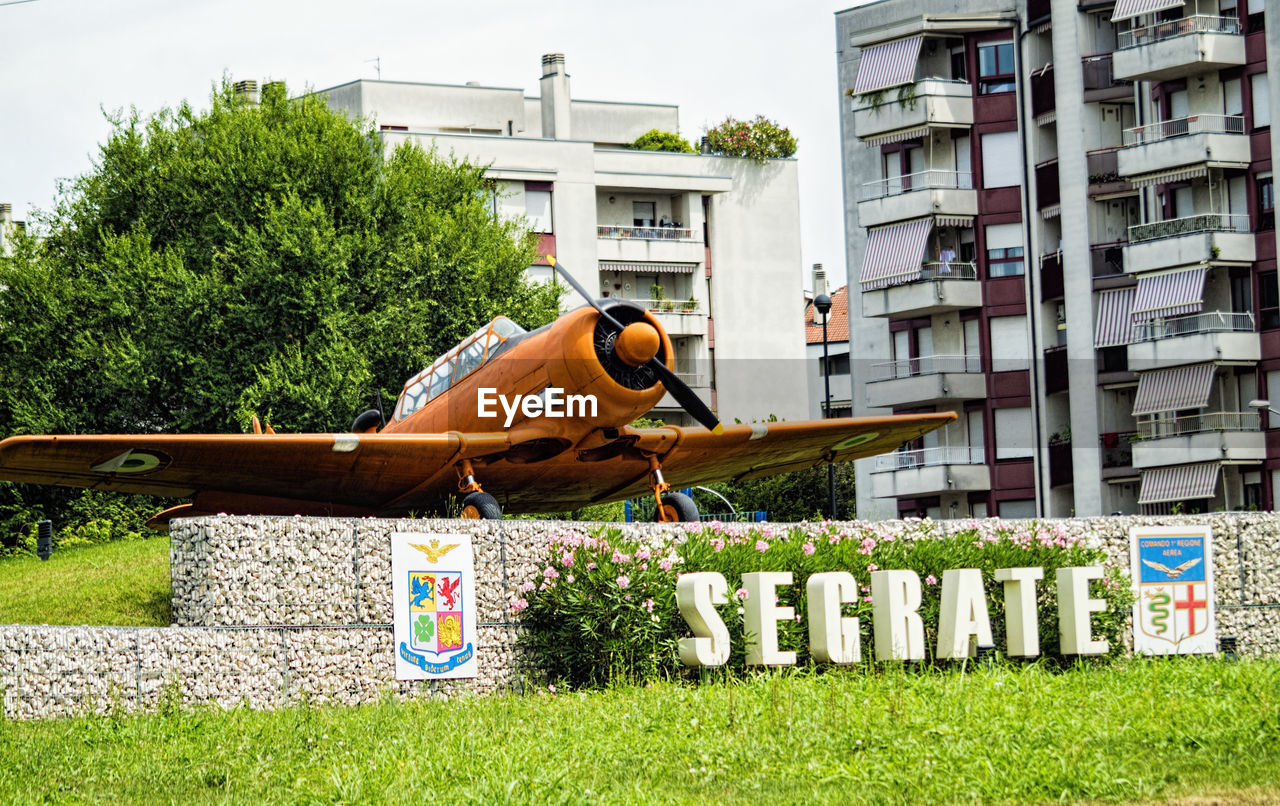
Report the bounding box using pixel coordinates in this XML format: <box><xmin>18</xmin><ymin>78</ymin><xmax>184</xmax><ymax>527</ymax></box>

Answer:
<box><xmin>625</xmin><ymin>129</ymin><xmax>695</xmax><ymax>154</ymax></box>
<box><xmin>0</xmin><ymin>80</ymin><xmax>561</xmax><ymax>543</ymax></box>
<box><xmin>704</xmin><ymin>115</ymin><xmax>798</xmax><ymax>163</ymax></box>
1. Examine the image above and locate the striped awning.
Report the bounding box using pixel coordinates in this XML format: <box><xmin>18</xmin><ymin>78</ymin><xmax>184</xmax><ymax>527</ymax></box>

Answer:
<box><xmin>935</xmin><ymin>215</ymin><xmax>973</xmax><ymax>228</ymax></box>
<box><xmin>854</xmin><ymin>36</ymin><xmax>923</xmax><ymax>94</ymax></box>
<box><xmin>1030</xmin><ymin>19</ymin><xmax>1052</xmax><ymax>34</ymax></box>
<box><xmin>1132</xmin><ymin>363</ymin><xmax>1215</xmax><ymax>416</ymax></box>
<box><xmin>599</xmin><ymin>261</ymin><xmax>697</xmax><ymax>274</ymax></box>
<box><xmin>1129</xmin><ymin>166</ymin><xmax>1209</xmax><ymax>188</ymax></box>
<box><xmin>862</xmin><ymin>126</ymin><xmax>929</xmax><ymax>147</ymax></box>
<box><xmin>1131</xmin><ymin>267</ymin><xmax>1206</xmax><ymax>322</ymax></box>
<box><xmin>860</xmin><ymin>218</ymin><xmax>932</xmax><ymax>290</ymax></box>
<box><xmin>1112</xmin><ymin>0</ymin><xmax>1184</xmax><ymax>22</ymax></box>
<box><xmin>1138</xmin><ymin>462</ymin><xmax>1220</xmax><ymax>504</ymax></box>
<box><xmin>1036</xmin><ymin>111</ymin><xmax>1057</xmax><ymax>127</ymax></box>
<box><xmin>1095</xmin><ymin>287</ymin><xmax>1138</xmax><ymax>348</ymax></box>
<box><xmin>1041</xmin><ymin>204</ymin><xmax>1062</xmax><ymax>219</ymax></box>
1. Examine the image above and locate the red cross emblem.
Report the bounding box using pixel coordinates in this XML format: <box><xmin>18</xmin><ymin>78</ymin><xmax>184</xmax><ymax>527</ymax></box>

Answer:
<box><xmin>1174</xmin><ymin>584</ymin><xmax>1207</xmax><ymax>636</ymax></box>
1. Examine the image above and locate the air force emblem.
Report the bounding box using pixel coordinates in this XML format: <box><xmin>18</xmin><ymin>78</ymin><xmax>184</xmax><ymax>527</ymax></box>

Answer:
<box><xmin>1130</xmin><ymin>526</ymin><xmax>1216</xmax><ymax>656</ymax></box>
<box><xmin>392</xmin><ymin>533</ymin><xmax>478</xmax><ymax>680</ymax></box>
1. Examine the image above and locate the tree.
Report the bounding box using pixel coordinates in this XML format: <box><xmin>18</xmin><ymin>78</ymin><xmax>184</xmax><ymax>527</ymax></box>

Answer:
<box><xmin>625</xmin><ymin>129</ymin><xmax>695</xmax><ymax>154</ymax></box>
<box><xmin>704</xmin><ymin>115</ymin><xmax>798</xmax><ymax>163</ymax></box>
<box><xmin>0</xmin><ymin>80</ymin><xmax>561</xmax><ymax>542</ymax></box>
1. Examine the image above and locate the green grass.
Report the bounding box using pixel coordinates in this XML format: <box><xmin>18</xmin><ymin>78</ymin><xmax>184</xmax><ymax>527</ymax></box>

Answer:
<box><xmin>0</xmin><ymin>538</ymin><xmax>171</xmax><ymax>626</ymax></box>
<box><xmin>1</xmin><ymin>659</ymin><xmax>1276</xmax><ymax>805</ymax></box>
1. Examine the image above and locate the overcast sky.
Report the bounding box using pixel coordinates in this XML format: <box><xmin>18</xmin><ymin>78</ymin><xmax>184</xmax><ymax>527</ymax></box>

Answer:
<box><xmin>1</xmin><ymin>0</ymin><xmax>859</xmax><ymax>289</ymax></box>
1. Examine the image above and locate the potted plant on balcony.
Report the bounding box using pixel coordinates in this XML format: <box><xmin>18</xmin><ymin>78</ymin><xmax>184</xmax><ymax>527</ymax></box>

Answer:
<box><xmin>682</xmin><ymin>295</ymin><xmax>698</xmax><ymax>312</ymax></box>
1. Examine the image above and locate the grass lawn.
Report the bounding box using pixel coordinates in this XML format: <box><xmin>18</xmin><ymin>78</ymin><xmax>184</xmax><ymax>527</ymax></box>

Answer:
<box><xmin>0</xmin><ymin>537</ymin><xmax>171</xmax><ymax>626</ymax></box>
<box><xmin>0</xmin><ymin>659</ymin><xmax>1276</xmax><ymax>805</ymax></box>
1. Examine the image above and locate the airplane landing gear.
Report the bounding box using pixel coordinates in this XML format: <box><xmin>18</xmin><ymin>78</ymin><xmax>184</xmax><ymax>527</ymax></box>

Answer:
<box><xmin>457</xmin><ymin>459</ymin><xmax>502</xmax><ymax>520</ymax></box>
<box><xmin>647</xmin><ymin>455</ymin><xmax>699</xmax><ymax>523</ymax></box>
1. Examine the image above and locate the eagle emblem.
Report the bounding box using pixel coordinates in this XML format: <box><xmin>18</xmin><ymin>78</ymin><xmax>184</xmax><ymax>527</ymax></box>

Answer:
<box><xmin>1141</xmin><ymin>557</ymin><xmax>1202</xmax><ymax>579</ymax></box>
<box><xmin>411</xmin><ymin>539</ymin><xmax>459</xmax><ymax>563</ymax></box>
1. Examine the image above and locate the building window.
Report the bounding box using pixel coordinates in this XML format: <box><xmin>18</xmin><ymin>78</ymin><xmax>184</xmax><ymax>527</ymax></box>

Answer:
<box><xmin>633</xmin><ymin>202</ymin><xmax>655</xmax><ymax>227</ymax></box>
<box><xmin>1259</xmin><ymin>173</ymin><xmax>1274</xmax><ymax>231</ymax></box>
<box><xmin>977</xmin><ymin>41</ymin><xmax>1015</xmax><ymax>94</ymax></box>
<box><xmin>1247</xmin><ymin>0</ymin><xmax>1264</xmax><ymax>32</ymax></box>
<box><xmin>980</xmin><ymin>132</ymin><xmax>1022</xmax><ymax>188</ymax></box>
<box><xmin>994</xmin><ymin>408</ymin><xmax>1034</xmax><ymax>460</ymax></box>
<box><xmin>1261</xmin><ymin>272</ymin><xmax>1280</xmax><ymax>330</ymax></box>
<box><xmin>525</xmin><ymin>189</ymin><xmax>553</xmax><ymax>233</ymax></box>
<box><xmin>989</xmin><ymin>316</ymin><xmax>1030</xmax><ymax>371</ymax></box>
<box><xmin>985</xmin><ymin>222</ymin><xmax>1025</xmax><ymax>277</ymax></box>
<box><xmin>1252</xmin><ymin>73</ymin><xmax>1271</xmax><ymax>129</ymax></box>
<box><xmin>998</xmin><ymin>499</ymin><xmax>1036</xmax><ymax>518</ymax></box>
<box><xmin>819</xmin><ymin>354</ymin><xmax>850</xmax><ymax>376</ymax></box>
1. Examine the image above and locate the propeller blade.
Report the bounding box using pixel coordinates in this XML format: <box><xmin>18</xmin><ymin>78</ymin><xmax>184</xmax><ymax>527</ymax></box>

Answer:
<box><xmin>549</xmin><ymin>255</ymin><xmax>722</xmax><ymax>434</ymax></box>
<box><xmin>547</xmin><ymin>255</ymin><xmax>626</xmax><ymax>332</ymax></box>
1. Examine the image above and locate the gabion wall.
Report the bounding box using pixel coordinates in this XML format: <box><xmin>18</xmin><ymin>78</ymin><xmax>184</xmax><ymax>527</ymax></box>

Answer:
<box><xmin>3</xmin><ymin>513</ymin><xmax>1278</xmax><ymax>720</ymax></box>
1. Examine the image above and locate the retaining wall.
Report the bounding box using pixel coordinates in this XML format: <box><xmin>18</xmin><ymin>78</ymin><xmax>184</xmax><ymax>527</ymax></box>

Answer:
<box><xmin>3</xmin><ymin>513</ymin><xmax>1278</xmax><ymax>719</ymax></box>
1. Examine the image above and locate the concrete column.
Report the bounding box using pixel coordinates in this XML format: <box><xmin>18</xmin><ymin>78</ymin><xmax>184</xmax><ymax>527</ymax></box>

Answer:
<box><xmin>1050</xmin><ymin>0</ymin><xmax>1103</xmax><ymax>516</ymax></box>
<box><xmin>539</xmin><ymin>53</ymin><xmax>571</xmax><ymax>140</ymax></box>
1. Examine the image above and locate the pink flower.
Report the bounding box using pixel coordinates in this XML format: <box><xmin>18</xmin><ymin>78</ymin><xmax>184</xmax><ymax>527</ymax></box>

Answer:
<box><xmin>635</xmin><ymin>547</ymin><xmax>652</xmax><ymax>561</ymax></box>
<box><xmin>659</xmin><ymin>558</ymin><xmax>674</xmax><ymax>571</ymax></box>
<box><xmin>518</xmin><ymin>580</ymin><xmax>535</xmax><ymax>594</ymax></box>
<box><xmin>587</xmin><ymin>562</ymin><xmax>597</xmax><ymax>570</ymax></box>
<box><xmin>925</xmin><ymin>574</ymin><xmax>938</xmax><ymax>586</ymax></box>
<box><xmin>543</xmin><ymin>566</ymin><xmax>560</xmax><ymax>580</ymax></box>
<box><xmin>510</xmin><ymin>597</ymin><xmax>528</xmax><ymax>613</ymax></box>
<box><xmin>642</xmin><ymin>598</ymin><xmax>656</xmax><ymax>612</ymax></box>
<box><xmin>802</xmin><ymin>542</ymin><xmax>816</xmax><ymax>556</ymax></box>
<box><xmin>736</xmin><ymin>588</ymin><xmax>749</xmax><ymax>600</ymax></box>
<box><xmin>616</xmin><ymin>575</ymin><xmax>630</xmax><ymax>589</ymax></box>
<box><xmin>863</xmin><ymin>594</ymin><xmax>874</xmax><ymax>604</ymax></box>
<box><xmin>638</xmin><ymin>562</ymin><xmax>648</xmax><ymax>570</ymax></box>
<box><xmin>561</xmin><ymin>552</ymin><xmax>575</xmax><ymax>567</ymax></box>
<box><xmin>866</xmin><ymin>563</ymin><xmax>878</xmax><ymax>573</ymax></box>
<box><xmin>548</xmin><ymin>684</ymin><xmax>557</xmax><ymax>694</ymax></box>
<box><xmin>612</xmin><ymin>550</ymin><xmax>631</xmax><ymax>564</ymax></box>
<box><xmin>858</xmin><ymin>537</ymin><xmax>876</xmax><ymax>555</ymax></box>
<box><xmin>755</xmin><ymin>539</ymin><xmax>769</xmax><ymax>553</ymax></box>
<box><xmin>710</xmin><ymin>538</ymin><xmax>725</xmax><ymax>552</ymax></box>
<box><xmin>566</xmin><ymin>574</ymin><xmax>575</xmax><ymax>584</ymax></box>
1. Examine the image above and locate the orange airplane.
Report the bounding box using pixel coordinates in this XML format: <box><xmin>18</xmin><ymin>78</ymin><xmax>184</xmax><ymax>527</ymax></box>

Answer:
<box><xmin>0</xmin><ymin>259</ymin><xmax>954</xmax><ymax>527</ymax></box>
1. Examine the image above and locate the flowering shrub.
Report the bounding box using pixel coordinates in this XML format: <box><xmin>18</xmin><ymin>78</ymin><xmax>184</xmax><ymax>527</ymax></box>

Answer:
<box><xmin>518</xmin><ymin>521</ymin><xmax>1132</xmax><ymax>687</ymax></box>
<box><xmin>704</xmin><ymin>116</ymin><xmax>798</xmax><ymax>163</ymax></box>
<box><xmin>626</xmin><ymin>129</ymin><xmax>695</xmax><ymax>153</ymax></box>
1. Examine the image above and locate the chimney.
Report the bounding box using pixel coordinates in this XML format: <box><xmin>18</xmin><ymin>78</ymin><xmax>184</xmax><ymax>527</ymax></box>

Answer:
<box><xmin>812</xmin><ymin>264</ymin><xmax>828</xmax><ymax>298</ymax></box>
<box><xmin>539</xmin><ymin>53</ymin><xmax>571</xmax><ymax>139</ymax></box>
<box><xmin>233</xmin><ymin>79</ymin><xmax>259</xmax><ymax>105</ymax></box>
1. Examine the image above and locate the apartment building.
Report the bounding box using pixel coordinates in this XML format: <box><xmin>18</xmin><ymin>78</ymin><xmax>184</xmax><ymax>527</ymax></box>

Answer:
<box><xmin>316</xmin><ymin>55</ymin><xmax>807</xmax><ymax>426</ymax></box>
<box><xmin>805</xmin><ymin>266</ymin><xmax>853</xmax><ymax>419</ymax></box>
<box><xmin>0</xmin><ymin>203</ymin><xmax>24</xmax><ymax>256</ymax></box>
<box><xmin>837</xmin><ymin>0</ymin><xmax>1276</xmax><ymax>519</ymax></box>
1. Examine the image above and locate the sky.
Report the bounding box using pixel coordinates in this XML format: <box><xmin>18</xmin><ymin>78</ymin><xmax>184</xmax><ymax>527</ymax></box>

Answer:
<box><xmin>1</xmin><ymin>0</ymin><xmax>860</xmax><ymax>289</ymax></box>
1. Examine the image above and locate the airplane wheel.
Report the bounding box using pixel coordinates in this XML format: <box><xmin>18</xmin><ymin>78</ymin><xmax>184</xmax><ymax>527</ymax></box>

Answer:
<box><xmin>656</xmin><ymin>491</ymin><xmax>699</xmax><ymax>523</ymax></box>
<box><xmin>460</xmin><ymin>491</ymin><xmax>502</xmax><ymax>520</ymax></box>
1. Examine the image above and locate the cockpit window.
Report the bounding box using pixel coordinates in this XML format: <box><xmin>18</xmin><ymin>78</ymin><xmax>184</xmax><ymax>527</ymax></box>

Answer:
<box><xmin>394</xmin><ymin>316</ymin><xmax>528</xmax><ymax>421</ymax></box>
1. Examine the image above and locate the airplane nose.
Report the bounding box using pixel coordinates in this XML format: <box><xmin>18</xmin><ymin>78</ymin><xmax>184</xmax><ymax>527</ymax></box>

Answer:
<box><xmin>614</xmin><ymin>321</ymin><xmax>661</xmax><ymax>367</ymax></box>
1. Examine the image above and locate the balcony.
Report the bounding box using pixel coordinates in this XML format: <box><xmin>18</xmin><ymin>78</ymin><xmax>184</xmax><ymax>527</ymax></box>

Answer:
<box><xmin>654</xmin><ymin>361</ymin><xmax>710</xmax><ymax>412</ymax></box>
<box><xmin>1031</xmin><ymin>65</ymin><xmax>1054</xmax><ymax>120</ymax></box>
<box><xmin>1086</xmin><ymin>147</ymin><xmax>1131</xmax><ymax>196</ymax></box>
<box><xmin>1049</xmin><ymin>441</ymin><xmax>1074</xmax><ymax>488</ymax></box>
<box><xmin>1117</xmin><ymin>115</ymin><xmax>1249</xmax><ymax>180</ymax></box>
<box><xmin>1035</xmin><ymin>159</ymin><xmax>1059</xmax><ymax>211</ymax></box>
<box><xmin>853</xmin><ymin>80</ymin><xmax>974</xmax><ymax>142</ymax></box>
<box><xmin>1131</xmin><ymin>411</ymin><xmax>1264</xmax><ymax>468</ymax></box>
<box><xmin>628</xmin><ymin>298</ymin><xmax>707</xmax><ymax>337</ymax></box>
<box><xmin>596</xmin><ymin>224</ymin><xmax>703</xmax><ymax>264</ymax></box>
<box><xmin>1127</xmin><ymin>311</ymin><xmax>1259</xmax><ymax>371</ymax></box>
<box><xmin>866</xmin><ymin>354</ymin><xmax>985</xmax><ymax>408</ymax></box>
<box><xmin>1123</xmin><ymin>213</ymin><xmax>1255</xmax><ymax>274</ymax></box>
<box><xmin>1100</xmin><ymin>431</ymin><xmax>1138</xmax><ymax>479</ymax></box>
<box><xmin>857</xmin><ymin>170</ymin><xmax>976</xmax><ymax>228</ymax></box>
<box><xmin>861</xmin><ymin>262</ymin><xmax>982</xmax><ymax>318</ymax></box>
<box><xmin>870</xmin><ymin>446</ymin><xmax>991</xmax><ymax>499</ymax></box>
<box><xmin>1081</xmin><ymin>54</ymin><xmax>1133</xmax><ymax>102</ymax></box>
<box><xmin>1114</xmin><ymin>15</ymin><xmax>1245</xmax><ymax>82</ymax></box>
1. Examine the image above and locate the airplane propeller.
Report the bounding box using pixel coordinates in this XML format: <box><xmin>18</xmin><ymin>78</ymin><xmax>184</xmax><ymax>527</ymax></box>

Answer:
<box><xmin>548</xmin><ymin>256</ymin><xmax>723</xmax><ymax>435</ymax></box>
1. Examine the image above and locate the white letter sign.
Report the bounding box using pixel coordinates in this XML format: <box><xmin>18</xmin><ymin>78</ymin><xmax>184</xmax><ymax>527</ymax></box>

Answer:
<box><xmin>871</xmin><ymin>570</ymin><xmax>925</xmax><ymax>661</ymax></box>
<box><xmin>936</xmin><ymin>568</ymin><xmax>993</xmax><ymax>659</ymax></box>
<box><xmin>807</xmin><ymin>571</ymin><xmax>861</xmax><ymax>664</ymax></box>
<box><xmin>742</xmin><ymin>572</ymin><xmax>796</xmax><ymax>666</ymax></box>
<box><xmin>677</xmin><ymin>572</ymin><xmax>731</xmax><ymax>667</ymax></box>
<box><xmin>1057</xmin><ymin>567</ymin><xmax>1109</xmax><ymax>655</ymax></box>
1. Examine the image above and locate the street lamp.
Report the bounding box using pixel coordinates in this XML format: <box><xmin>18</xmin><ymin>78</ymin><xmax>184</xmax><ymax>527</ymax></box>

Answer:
<box><xmin>814</xmin><ymin>292</ymin><xmax>835</xmax><ymax>520</ymax></box>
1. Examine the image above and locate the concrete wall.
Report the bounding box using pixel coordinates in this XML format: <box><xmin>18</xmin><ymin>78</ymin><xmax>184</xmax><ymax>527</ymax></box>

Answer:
<box><xmin>4</xmin><ymin>512</ymin><xmax>1279</xmax><ymax>719</ymax></box>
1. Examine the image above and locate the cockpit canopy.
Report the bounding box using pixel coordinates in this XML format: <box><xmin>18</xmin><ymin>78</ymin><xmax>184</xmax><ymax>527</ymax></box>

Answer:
<box><xmin>394</xmin><ymin>317</ymin><xmax>526</xmax><ymax>421</ymax></box>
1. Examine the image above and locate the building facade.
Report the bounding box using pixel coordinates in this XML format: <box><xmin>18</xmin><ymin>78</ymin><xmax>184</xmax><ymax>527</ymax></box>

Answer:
<box><xmin>837</xmin><ymin>0</ymin><xmax>1277</xmax><ymax>519</ymax></box>
<box><xmin>0</xmin><ymin>203</ymin><xmax>24</xmax><ymax>257</ymax></box>
<box><xmin>317</xmin><ymin>55</ymin><xmax>808</xmax><ymax>426</ymax></box>
<box><xmin>805</xmin><ymin>267</ymin><xmax>853</xmax><ymax>420</ymax></box>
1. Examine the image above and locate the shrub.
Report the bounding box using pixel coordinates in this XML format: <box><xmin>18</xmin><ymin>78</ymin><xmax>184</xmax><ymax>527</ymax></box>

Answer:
<box><xmin>626</xmin><ymin>129</ymin><xmax>695</xmax><ymax>153</ymax></box>
<box><xmin>704</xmin><ymin>115</ymin><xmax>798</xmax><ymax>163</ymax></box>
<box><xmin>517</xmin><ymin>520</ymin><xmax>1132</xmax><ymax>687</ymax></box>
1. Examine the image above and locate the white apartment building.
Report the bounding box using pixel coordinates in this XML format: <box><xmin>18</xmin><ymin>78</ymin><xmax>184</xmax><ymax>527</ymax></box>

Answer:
<box><xmin>838</xmin><ymin>0</ymin><xmax>1278</xmax><ymax>519</ymax></box>
<box><xmin>0</xmin><ymin>203</ymin><xmax>23</xmax><ymax>256</ymax></box>
<box><xmin>805</xmin><ymin>265</ymin><xmax>853</xmax><ymax>420</ymax></box>
<box><xmin>317</xmin><ymin>54</ymin><xmax>808</xmax><ymax>426</ymax></box>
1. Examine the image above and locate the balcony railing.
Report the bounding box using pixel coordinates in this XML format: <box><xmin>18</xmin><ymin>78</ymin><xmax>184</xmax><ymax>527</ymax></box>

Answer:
<box><xmin>1086</xmin><ymin>147</ymin><xmax>1122</xmax><ymax>184</ymax></box>
<box><xmin>859</xmin><ymin>170</ymin><xmax>973</xmax><ymax>201</ymax></box>
<box><xmin>1132</xmin><ymin>311</ymin><xmax>1255</xmax><ymax>342</ymax></box>
<box><xmin>870</xmin><ymin>354</ymin><xmax>981</xmax><ymax>382</ymax></box>
<box><xmin>851</xmin><ymin>78</ymin><xmax>971</xmax><ymax>112</ymax></box>
<box><xmin>1122</xmin><ymin>113</ymin><xmax>1245</xmax><ymax>146</ymax></box>
<box><xmin>1118</xmin><ymin>14</ymin><xmax>1242</xmax><ymax>50</ymax></box>
<box><xmin>631</xmin><ymin>298</ymin><xmax>703</xmax><ymax>315</ymax></box>
<box><xmin>597</xmin><ymin>225</ymin><xmax>697</xmax><ymax>241</ymax></box>
<box><xmin>873</xmin><ymin>446</ymin><xmax>985</xmax><ymax>472</ymax></box>
<box><xmin>917</xmin><ymin>261</ymin><xmax>978</xmax><ymax>281</ymax></box>
<box><xmin>1128</xmin><ymin>212</ymin><xmax>1249</xmax><ymax>243</ymax></box>
<box><xmin>1091</xmin><ymin>242</ymin><xmax>1126</xmax><ymax>277</ymax></box>
<box><xmin>1137</xmin><ymin>410</ymin><xmax>1260</xmax><ymax>439</ymax></box>
<box><xmin>1100</xmin><ymin>431</ymin><xmax>1137</xmax><ymax>469</ymax></box>
<box><xmin>1081</xmin><ymin>54</ymin><xmax>1131</xmax><ymax>92</ymax></box>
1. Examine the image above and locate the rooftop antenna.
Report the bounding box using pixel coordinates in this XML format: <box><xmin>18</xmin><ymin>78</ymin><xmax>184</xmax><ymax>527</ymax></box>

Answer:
<box><xmin>365</xmin><ymin>56</ymin><xmax>381</xmax><ymax>80</ymax></box>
